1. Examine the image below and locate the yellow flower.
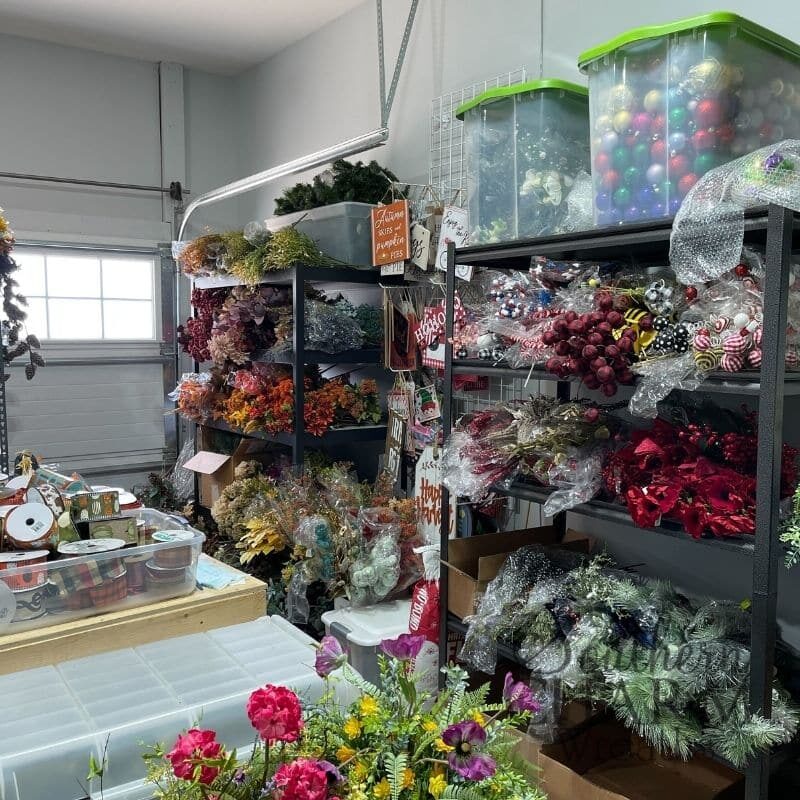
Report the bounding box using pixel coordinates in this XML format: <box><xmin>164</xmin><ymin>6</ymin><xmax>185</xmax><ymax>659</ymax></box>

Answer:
<box><xmin>373</xmin><ymin>778</ymin><xmax>391</xmax><ymax>799</ymax></box>
<box><xmin>428</xmin><ymin>773</ymin><xmax>447</xmax><ymax>798</ymax></box>
<box><xmin>352</xmin><ymin>761</ymin><xmax>368</xmax><ymax>782</ymax></box>
<box><xmin>471</xmin><ymin>710</ymin><xmax>486</xmax><ymax>725</ymax></box>
<box><xmin>402</xmin><ymin>768</ymin><xmax>415</xmax><ymax>789</ymax></box>
<box><xmin>422</xmin><ymin>720</ymin><xmax>438</xmax><ymax>733</ymax></box>
<box><xmin>346</xmin><ymin>787</ymin><xmax>368</xmax><ymax>800</ymax></box>
<box><xmin>344</xmin><ymin>717</ymin><xmax>362</xmax><ymax>739</ymax></box>
<box><xmin>360</xmin><ymin>695</ymin><xmax>379</xmax><ymax>718</ymax></box>
<box><xmin>337</xmin><ymin>745</ymin><xmax>357</xmax><ymax>763</ymax></box>
<box><xmin>434</xmin><ymin>738</ymin><xmax>454</xmax><ymax>753</ymax></box>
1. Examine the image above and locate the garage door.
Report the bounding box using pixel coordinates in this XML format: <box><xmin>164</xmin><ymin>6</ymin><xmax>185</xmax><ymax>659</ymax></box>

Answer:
<box><xmin>5</xmin><ymin>244</ymin><xmax>177</xmax><ymax>488</ymax></box>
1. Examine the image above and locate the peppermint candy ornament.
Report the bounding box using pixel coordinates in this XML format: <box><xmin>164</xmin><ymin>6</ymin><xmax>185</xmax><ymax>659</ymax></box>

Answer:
<box><xmin>721</xmin><ymin>352</ymin><xmax>745</xmax><ymax>372</ymax></box>
<box><xmin>786</xmin><ymin>349</ymin><xmax>799</xmax><ymax>369</ymax></box>
<box><xmin>747</xmin><ymin>348</ymin><xmax>762</xmax><ymax>368</ymax></box>
<box><xmin>712</xmin><ymin>316</ymin><xmax>732</xmax><ymax>333</ymax></box>
<box><xmin>695</xmin><ymin>347</ymin><xmax>722</xmax><ymax>372</ymax></box>
<box><xmin>722</xmin><ymin>333</ymin><xmax>748</xmax><ymax>354</ymax></box>
<box><xmin>752</xmin><ymin>327</ymin><xmax>763</xmax><ymax>347</ymax></box>
<box><xmin>693</xmin><ymin>332</ymin><xmax>712</xmax><ymax>351</ymax></box>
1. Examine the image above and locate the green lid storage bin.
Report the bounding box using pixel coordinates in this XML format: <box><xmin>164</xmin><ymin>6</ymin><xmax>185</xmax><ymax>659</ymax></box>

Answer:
<box><xmin>579</xmin><ymin>12</ymin><xmax>800</xmax><ymax>226</ymax></box>
<box><xmin>456</xmin><ymin>80</ymin><xmax>590</xmax><ymax>244</ymax></box>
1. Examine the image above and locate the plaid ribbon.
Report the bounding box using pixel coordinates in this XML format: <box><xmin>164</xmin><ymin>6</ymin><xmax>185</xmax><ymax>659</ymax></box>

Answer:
<box><xmin>49</xmin><ymin>557</ymin><xmax>124</xmax><ymax>595</ymax></box>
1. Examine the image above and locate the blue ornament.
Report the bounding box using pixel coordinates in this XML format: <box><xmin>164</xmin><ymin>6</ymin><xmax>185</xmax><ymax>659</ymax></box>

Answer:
<box><xmin>596</xmin><ymin>191</ymin><xmax>612</xmax><ymax>211</ymax></box>
<box><xmin>668</xmin><ymin>131</ymin><xmax>687</xmax><ymax>154</ymax></box>
<box><xmin>623</xmin><ymin>205</ymin><xmax>641</xmax><ymax>222</ymax></box>
<box><xmin>651</xmin><ymin>201</ymin><xmax>667</xmax><ymax>217</ymax></box>
<box><xmin>600</xmin><ymin>131</ymin><xmax>619</xmax><ymax>153</ymax></box>
<box><xmin>637</xmin><ymin>185</ymin><xmax>655</xmax><ymax>205</ymax></box>
<box><xmin>669</xmin><ymin>197</ymin><xmax>682</xmax><ymax>215</ymax></box>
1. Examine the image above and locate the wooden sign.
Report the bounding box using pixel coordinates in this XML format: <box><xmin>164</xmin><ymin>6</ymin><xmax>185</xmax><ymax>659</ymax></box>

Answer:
<box><xmin>410</xmin><ymin>222</ymin><xmax>431</xmax><ymax>270</ymax></box>
<box><xmin>371</xmin><ymin>199</ymin><xmax>411</xmax><ymax>266</ymax></box>
<box><xmin>384</xmin><ymin>409</ymin><xmax>406</xmax><ymax>483</ymax></box>
<box><xmin>435</xmin><ymin>205</ymin><xmax>473</xmax><ymax>280</ymax></box>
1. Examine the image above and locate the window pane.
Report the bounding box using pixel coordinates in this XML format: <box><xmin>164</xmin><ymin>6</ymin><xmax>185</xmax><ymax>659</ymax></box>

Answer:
<box><xmin>12</xmin><ymin>252</ymin><xmax>46</xmax><ymax>296</ymax></box>
<box><xmin>47</xmin><ymin>255</ymin><xmax>101</xmax><ymax>297</ymax></box>
<box><xmin>102</xmin><ymin>258</ymin><xmax>154</xmax><ymax>299</ymax></box>
<box><xmin>23</xmin><ymin>298</ymin><xmax>48</xmax><ymax>339</ymax></box>
<box><xmin>103</xmin><ymin>300</ymin><xmax>154</xmax><ymax>339</ymax></box>
<box><xmin>48</xmin><ymin>299</ymin><xmax>102</xmax><ymax>339</ymax></box>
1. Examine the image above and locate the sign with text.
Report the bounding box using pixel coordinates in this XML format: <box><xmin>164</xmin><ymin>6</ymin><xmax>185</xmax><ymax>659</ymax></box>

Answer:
<box><xmin>413</xmin><ymin>445</ymin><xmax>457</xmax><ymax>543</ymax></box>
<box><xmin>435</xmin><ymin>205</ymin><xmax>470</xmax><ymax>273</ymax></box>
<box><xmin>371</xmin><ymin>199</ymin><xmax>411</xmax><ymax>266</ymax></box>
<box><xmin>410</xmin><ymin>222</ymin><xmax>431</xmax><ymax>270</ymax></box>
<box><xmin>384</xmin><ymin>409</ymin><xmax>406</xmax><ymax>484</ymax></box>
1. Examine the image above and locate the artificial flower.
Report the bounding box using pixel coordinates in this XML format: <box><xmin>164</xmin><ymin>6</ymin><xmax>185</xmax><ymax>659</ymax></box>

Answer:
<box><xmin>273</xmin><ymin>758</ymin><xmax>329</xmax><ymax>800</ymax></box>
<box><xmin>319</xmin><ymin>760</ymin><xmax>344</xmax><ymax>785</ymax></box>
<box><xmin>678</xmin><ymin>501</ymin><xmax>708</xmax><ymax>540</ymax></box>
<box><xmin>373</xmin><ymin>778</ymin><xmax>391</xmax><ymax>799</ymax></box>
<box><xmin>422</xmin><ymin>720</ymin><xmax>438</xmax><ymax>733</ymax></box>
<box><xmin>471</xmin><ymin>710</ymin><xmax>486</xmax><ymax>725</ymax></box>
<box><xmin>380</xmin><ymin>633</ymin><xmax>426</xmax><ymax>661</ymax></box>
<box><xmin>166</xmin><ymin>727</ymin><xmax>224</xmax><ymax>785</ymax></box>
<box><xmin>336</xmin><ymin>745</ymin><xmax>357</xmax><ymax>764</ymax></box>
<box><xmin>708</xmin><ymin>513</ymin><xmax>756</xmax><ymax>537</ymax></box>
<box><xmin>401</xmin><ymin>768</ymin><xmax>415</xmax><ymax>789</ymax></box>
<box><xmin>441</xmin><ymin>721</ymin><xmax>496</xmax><ymax>780</ymax></box>
<box><xmin>700</xmin><ymin>476</ymin><xmax>744</xmax><ymax>513</ymax></box>
<box><xmin>359</xmin><ymin>695</ymin><xmax>379</xmax><ymax>718</ymax></box>
<box><xmin>428</xmin><ymin>772</ymin><xmax>447</xmax><ymax>799</ymax></box>
<box><xmin>502</xmin><ymin>673</ymin><xmax>541</xmax><ymax>713</ymax></box>
<box><xmin>625</xmin><ymin>486</ymin><xmax>662</xmax><ymax>528</ymax></box>
<box><xmin>351</xmin><ymin>761</ymin><xmax>368</xmax><ymax>782</ymax></box>
<box><xmin>247</xmin><ymin>684</ymin><xmax>303</xmax><ymax>743</ymax></box>
<box><xmin>315</xmin><ymin>635</ymin><xmax>347</xmax><ymax>677</ymax></box>
<box><xmin>434</xmin><ymin>738</ymin><xmax>454</xmax><ymax>753</ymax></box>
<box><xmin>343</xmin><ymin>717</ymin><xmax>362</xmax><ymax>739</ymax></box>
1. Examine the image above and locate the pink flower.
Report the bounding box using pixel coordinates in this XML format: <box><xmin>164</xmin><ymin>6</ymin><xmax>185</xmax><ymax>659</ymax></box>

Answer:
<box><xmin>503</xmin><ymin>672</ymin><xmax>541</xmax><ymax>713</ymax></box>
<box><xmin>442</xmin><ymin>721</ymin><xmax>496</xmax><ymax>780</ymax></box>
<box><xmin>246</xmin><ymin>685</ymin><xmax>303</xmax><ymax>743</ymax></box>
<box><xmin>166</xmin><ymin>728</ymin><xmax>224</xmax><ymax>785</ymax></box>
<box><xmin>315</xmin><ymin>635</ymin><xmax>347</xmax><ymax>677</ymax></box>
<box><xmin>273</xmin><ymin>758</ymin><xmax>329</xmax><ymax>800</ymax></box>
<box><xmin>380</xmin><ymin>633</ymin><xmax>426</xmax><ymax>661</ymax></box>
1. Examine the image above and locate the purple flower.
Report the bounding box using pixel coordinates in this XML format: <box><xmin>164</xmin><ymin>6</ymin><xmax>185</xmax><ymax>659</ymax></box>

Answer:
<box><xmin>441</xmin><ymin>721</ymin><xmax>496</xmax><ymax>780</ymax></box>
<box><xmin>315</xmin><ymin>635</ymin><xmax>347</xmax><ymax>677</ymax></box>
<box><xmin>233</xmin><ymin>768</ymin><xmax>246</xmax><ymax>784</ymax></box>
<box><xmin>503</xmin><ymin>672</ymin><xmax>541</xmax><ymax>714</ymax></box>
<box><xmin>318</xmin><ymin>760</ymin><xmax>343</xmax><ymax>784</ymax></box>
<box><xmin>765</xmin><ymin>153</ymin><xmax>784</xmax><ymax>171</ymax></box>
<box><xmin>380</xmin><ymin>633</ymin><xmax>426</xmax><ymax>661</ymax></box>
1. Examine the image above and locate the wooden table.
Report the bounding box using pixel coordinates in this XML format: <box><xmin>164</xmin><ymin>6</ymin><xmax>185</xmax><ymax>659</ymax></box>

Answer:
<box><xmin>0</xmin><ymin>556</ymin><xmax>266</xmax><ymax>674</ymax></box>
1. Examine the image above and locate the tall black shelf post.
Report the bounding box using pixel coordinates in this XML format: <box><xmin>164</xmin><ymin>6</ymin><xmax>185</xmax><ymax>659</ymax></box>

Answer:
<box><xmin>747</xmin><ymin>204</ymin><xmax>793</xmax><ymax>800</ymax></box>
<box><xmin>292</xmin><ymin>265</ymin><xmax>306</xmax><ymax>471</ymax></box>
<box><xmin>0</xmin><ymin>345</ymin><xmax>8</xmax><ymax>475</ymax></box>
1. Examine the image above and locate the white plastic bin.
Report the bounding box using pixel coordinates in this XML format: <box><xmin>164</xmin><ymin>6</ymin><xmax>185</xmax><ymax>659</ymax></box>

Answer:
<box><xmin>321</xmin><ymin>599</ymin><xmax>411</xmax><ymax>684</ymax></box>
<box><xmin>266</xmin><ymin>201</ymin><xmax>375</xmax><ymax>266</ymax></box>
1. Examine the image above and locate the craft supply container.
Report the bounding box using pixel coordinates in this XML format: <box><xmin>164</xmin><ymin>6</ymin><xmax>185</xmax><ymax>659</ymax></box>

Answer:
<box><xmin>579</xmin><ymin>12</ymin><xmax>800</xmax><ymax>225</ymax></box>
<box><xmin>457</xmin><ymin>80</ymin><xmax>590</xmax><ymax>243</ymax></box>
<box><xmin>0</xmin><ymin>508</ymin><xmax>204</xmax><ymax>632</ymax></box>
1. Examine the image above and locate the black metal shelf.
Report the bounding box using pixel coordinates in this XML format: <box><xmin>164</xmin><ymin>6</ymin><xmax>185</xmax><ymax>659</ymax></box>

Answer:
<box><xmin>200</xmin><ymin>418</ymin><xmax>387</xmax><ymax>447</ymax></box>
<box><xmin>192</xmin><ymin>263</ymin><xmax>381</xmax><ymax>289</ymax></box>
<box><xmin>452</xmin><ymin>359</ymin><xmax>800</xmax><ymax>397</ymax></box>
<box><xmin>262</xmin><ymin>347</ymin><xmax>382</xmax><ymax>366</ymax></box>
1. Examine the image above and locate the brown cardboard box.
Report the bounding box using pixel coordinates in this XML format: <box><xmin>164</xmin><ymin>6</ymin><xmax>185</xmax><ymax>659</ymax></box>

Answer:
<box><xmin>539</xmin><ymin>721</ymin><xmax>743</xmax><ymax>800</ymax></box>
<box><xmin>184</xmin><ymin>426</ymin><xmax>275</xmax><ymax>508</ymax></box>
<box><xmin>445</xmin><ymin>527</ymin><xmax>592</xmax><ymax>620</ymax></box>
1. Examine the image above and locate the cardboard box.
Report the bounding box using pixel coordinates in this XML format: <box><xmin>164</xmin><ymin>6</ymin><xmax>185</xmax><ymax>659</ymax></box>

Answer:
<box><xmin>539</xmin><ymin>721</ymin><xmax>743</xmax><ymax>800</ymax></box>
<box><xmin>445</xmin><ymin>527</ymin><xmax>592</xmax><ymax>620</ymax></box>
<box><xmin>184</xmin><ymin>426</ymin><xmax>275</xmax><ymax>508</ymax></box>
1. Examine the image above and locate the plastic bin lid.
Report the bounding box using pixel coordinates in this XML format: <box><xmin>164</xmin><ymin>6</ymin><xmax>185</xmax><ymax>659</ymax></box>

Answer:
<box><xmin>455</xmin><ymin>78</ymin><xmax>588</xmax><ymax>120</ymax></box>
<box><xmin>578</xmin><ymin>11</ymin><xmax>800</xmax><ymax>70</ymax></box>
<box><xmin>321</xmin><ymin>599</ymin><xmax>411</xmax><ymax>647</ymax></box>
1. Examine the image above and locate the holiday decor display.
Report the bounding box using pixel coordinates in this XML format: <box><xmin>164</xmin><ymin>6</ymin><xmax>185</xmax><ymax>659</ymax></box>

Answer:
<box><xmin>138</xmin><ymin>635</ymin><xmax>544</xmax><ymax>800</ymax></box>
<box><xmin>0</xmin><ymin>208</ymin><xmax>45</xmax><ymax>379</ymax></box>
<box><xmin>579</xmin><ymin>12</ymin><xmax>800</xmax><ymax>224</ymax></box>
<box><xmin>458</xmin><ymin>81</ymin><xmax>590</xmax><ymax>243</ymax></box>
<box><xmin>459</xmin><ymin>549</ymin><xmax>799</xmax><ymax>768</ymax></box>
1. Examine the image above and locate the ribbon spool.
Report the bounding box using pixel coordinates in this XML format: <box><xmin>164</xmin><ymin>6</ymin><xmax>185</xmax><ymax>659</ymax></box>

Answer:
<box><xmin>12</xmin><ymin>584</ymin><xmax>47</xmax><ymax>623</ymax></box>
<box><xmin>0</xmin><ymin>550</ymin><xmax>48</xmax><ymax>590</ymax></box>
<box><xmin>145</xmin><ymin>559</ymin><xmax>187</xmax><ymax>588</ymax></box>
<box><xmin>152</xmin><ymin>530</ymin><xmax>195</xmax><ymax>569</ymax></box>
<box><xmin>5</xmin><ymin>503</ymin><xmax>59</xmax><ymax>550</ymax></box>
<box><xmin>57</xmin><ymin>538</ymin><xmax>126</xmax><ymax>556</ymax></box>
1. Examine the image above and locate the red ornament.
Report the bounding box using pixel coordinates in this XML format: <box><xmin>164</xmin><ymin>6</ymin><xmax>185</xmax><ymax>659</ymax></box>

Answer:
<box><xmin>606</xmin><ymin>310</ymin><xmax>623</xmax><ymax>327</ymax></box>
<box><xmin>685</xmin><ymin>286</ymin><xmax>698</xmax><ymax>301</ymax></box>
<box><xmin>692</xmin><ymin>129</ymin><xmax>716</xmax><ymax>151</ymax></box>
<box><xmin>601</xmin><ymin>169</ymin><xmax>621</xmax><ymax>190</ymax></box>
<box><xmin>584</xmin><ymin>407</ymin><xmax>600</xmax><ymax>423</ymax></box>
<box><xmin>600</xmin><ymin>382</ymin><xmax>618</xmax><ymax>397</ymax></box>
<box><xmin>555</xmin><ymin>340</ymin><xmax>571</xmax><ymax>356</ymax></box>
<box><xmin>717</xmin><ymin>123</ymin><xmax>735</xmax><ymax>144</ymax></box>
<box><xmin>583</xmin><ymin>373</ymin><xmax>600</xmax><ymax>390</ymax></box>
<box><xmin>652</xmin><ymin>114</ymin><xmax>666</xmax><ymax>135</ymax></box>
<box><xmin>668</xmin><ymin>154</ymin><xmax>690</xmax><ymax>178</ymax></box>
<box><xmin>640</xmin><ymin>314</ymin><xmax>654</xmax><ymax>330</ymax></box>
<box><xmin>650</xmin><ymin>139</ymin><xmax>667</xmax><ymax>161</ymax></box>
<box><xmin>734</xmin><ymin>263</ymin><xmax>749</xmax><ymax>278</ymax></box>
<box><xmin>694</xmin><ymin>98</ymin><xmax>723</xmax><ymax>127</ymax></box>
<box><xmin>597</xmin><ymin>365</ymin><xmax>615</xmax><ymax>383</ymax></box>
<box><xmin>678</xmin><ymin>173</ymin><xmax>698</xmax><ymax>196</ymax></box>
<box><xmin>594</xmin><ymin>151</ymin><xmax>611</xmax><ymax>172</ymax></box>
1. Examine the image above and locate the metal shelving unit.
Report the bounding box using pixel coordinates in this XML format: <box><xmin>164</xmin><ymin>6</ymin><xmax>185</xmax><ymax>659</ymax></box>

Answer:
<box><xmin>190</xmin><ymin>263</ymin><xmax>386</xmax><ymax>481</ymax></box>
<box><xmin>439</xmin><ymin>206</ymin><xmax>799</xmax><ymax>800</ymax></box>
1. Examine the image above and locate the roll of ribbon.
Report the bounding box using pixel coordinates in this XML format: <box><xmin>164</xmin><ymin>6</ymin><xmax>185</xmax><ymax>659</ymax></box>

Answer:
<box><xmin>124</xmin><ymin>554</ymin><xmax>149</xmax><ymax>593</ymax></box>
<box><xmin>152</xmin><ymin>530</ymin><xmax>195</xmax><ymax>569</ymax></box>
<box><xmin>57</xmin><ymin>538</ymin><xmax>126</xmax><ymax>556</ymax></box>
<box><xmin>145</xmin><ymin>559</ymin><xmax>186</xmax><ymax>587</ymax></box>
<box><xmin>13</xmin><ymin>584</ymin><xmax>48</xmax><ymax>622</ymax></box>
<box><xmin>5</xmin><ymin>503</ymin><xmax>58</xmax><ymax>550</ymax></box>
<box><xmin>0</xmin><ymin>550</ymin><xmax>48</xmax><ymax>590</ymax></box>
<box><xmin>89</xmin><ymin>571</ymin><xmax>127</xmax><ymax>608</ymax></box>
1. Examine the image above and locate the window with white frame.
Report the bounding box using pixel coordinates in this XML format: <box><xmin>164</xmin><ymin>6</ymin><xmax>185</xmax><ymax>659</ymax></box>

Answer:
<box><xmin>12</xmin><ymin>248</ymin><xmax>157</xmax><ymax>341</ymax></box>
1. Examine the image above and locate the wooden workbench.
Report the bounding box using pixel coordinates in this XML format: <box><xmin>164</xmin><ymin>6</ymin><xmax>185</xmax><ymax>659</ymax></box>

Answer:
<box><xmin>0</xmin><ymin>556</ymin><xmax>266</xmax><ymax>674</ymax></box>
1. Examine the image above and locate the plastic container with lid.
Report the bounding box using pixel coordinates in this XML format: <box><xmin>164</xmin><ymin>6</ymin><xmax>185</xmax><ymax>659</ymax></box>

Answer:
<box><xmin>579</xmin><ymin>12</ymin><xmax>800</xmax><ymax>225</ymax></box>
<box><xmin>456</xmin><ymin>80</ymin><xmax>590</xmax><ymax>243</ymax></box>
<box><xmin>0</xmin><ymin>508</ymin><xmax>204</xmax><ymax>634</ymax></box>
<box><xmin>321</xmin><ymin>598</ymin><xmax>411</xmax><ymax>684</ymax></box>
<box><xmin>266</xmin><ymin>201</ymin><xmax>375</xmax><ymax>266</ymax></box>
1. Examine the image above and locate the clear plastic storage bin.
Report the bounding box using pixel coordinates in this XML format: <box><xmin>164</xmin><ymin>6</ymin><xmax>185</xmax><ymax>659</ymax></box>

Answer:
<box><xmin>266</xmin><ymin>201</ymin><xmax>375</xmax><ymax>266</ymax></box>
<box><xmin>0</xmin><ymin>508</ymin><xmax>204</xmax><ymax>634</ymax></box>
<box><xmin>456</xmin><ymin>80</ymin><xmax>590</xmax><ymax>243</ymax></box>
<box><xmin>579</xmin><ymin>12</ymin><xmax>800</xmax><ymax>225</ymax></box>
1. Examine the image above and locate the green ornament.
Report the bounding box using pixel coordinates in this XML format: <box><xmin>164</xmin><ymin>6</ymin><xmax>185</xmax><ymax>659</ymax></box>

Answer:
<box><xmin>632</xmin><ymin>141</ymin><xmax>650</xmax><ymax>167</ymax></box>
<box><xmin>623</xmin><ymin>165</ymin><xmax>642</xmax><ymax>187</ymax></box>
<box><xmin>613</xmin><ymin>186</ymin><xmax>632</xmax><ymax>208</ymax></box>
<box><xmin>668</xmin><ymin>106</ymin><xmax>688</xmax><ymax>130</ymax></box>
<box><xmin>612</xmin><ymin>146</ymin><xmax>631</xmax><ymax>170</ymax></box>
<box><xmin>694</xmin><ymin>152</ymin><xmax>717</xmax><ymax>175</ymax></box>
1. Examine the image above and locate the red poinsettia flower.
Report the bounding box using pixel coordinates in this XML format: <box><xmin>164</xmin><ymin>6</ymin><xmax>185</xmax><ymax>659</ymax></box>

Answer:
<box><xmin>678</xmin><ymin>501</ymin><xmax>708</xmax><ymax>539</ymax></box>
<box><xmin>625</xmin><ymin>486</ymin><xmax>662</xmax><ymax>528</ymax></box>
<box><xmin>707</xmin><ymin>513</ymin><xmax>755</xmax><ymax>537</ymax></box>
<box><xmin>698</xmin><ymin>476</ymin><xmax>744</xmax><ymax>513</ymax></box>
<box><xmin>633</xmin><ymin>438</ymin><xmax>666</xmax><ymax>472</ymax></box>
<box><xmin>646</xmin><ymin>481</ymin><xmax>682</xmax><ymax>513</ymax></box>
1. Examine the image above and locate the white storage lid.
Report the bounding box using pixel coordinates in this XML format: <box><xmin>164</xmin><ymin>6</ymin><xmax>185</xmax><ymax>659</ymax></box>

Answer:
<box><xmin>321</xmin><ymin>599</ymin><xmax>411</xmax><ymax>647</ymax></box>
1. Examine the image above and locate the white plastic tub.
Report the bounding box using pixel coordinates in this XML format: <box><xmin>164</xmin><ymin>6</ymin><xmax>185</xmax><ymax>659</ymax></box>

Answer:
<box><xmin>321</xmin><ymin>599</ymin><xmax>411</xmax><ymax>684</ymax></box>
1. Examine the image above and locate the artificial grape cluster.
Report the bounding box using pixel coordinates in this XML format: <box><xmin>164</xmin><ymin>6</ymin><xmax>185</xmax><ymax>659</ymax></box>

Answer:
<box><xmin>542</xmin><ymin>291</ymin><xmax>640</xmax><ymax>396</ymax></box>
